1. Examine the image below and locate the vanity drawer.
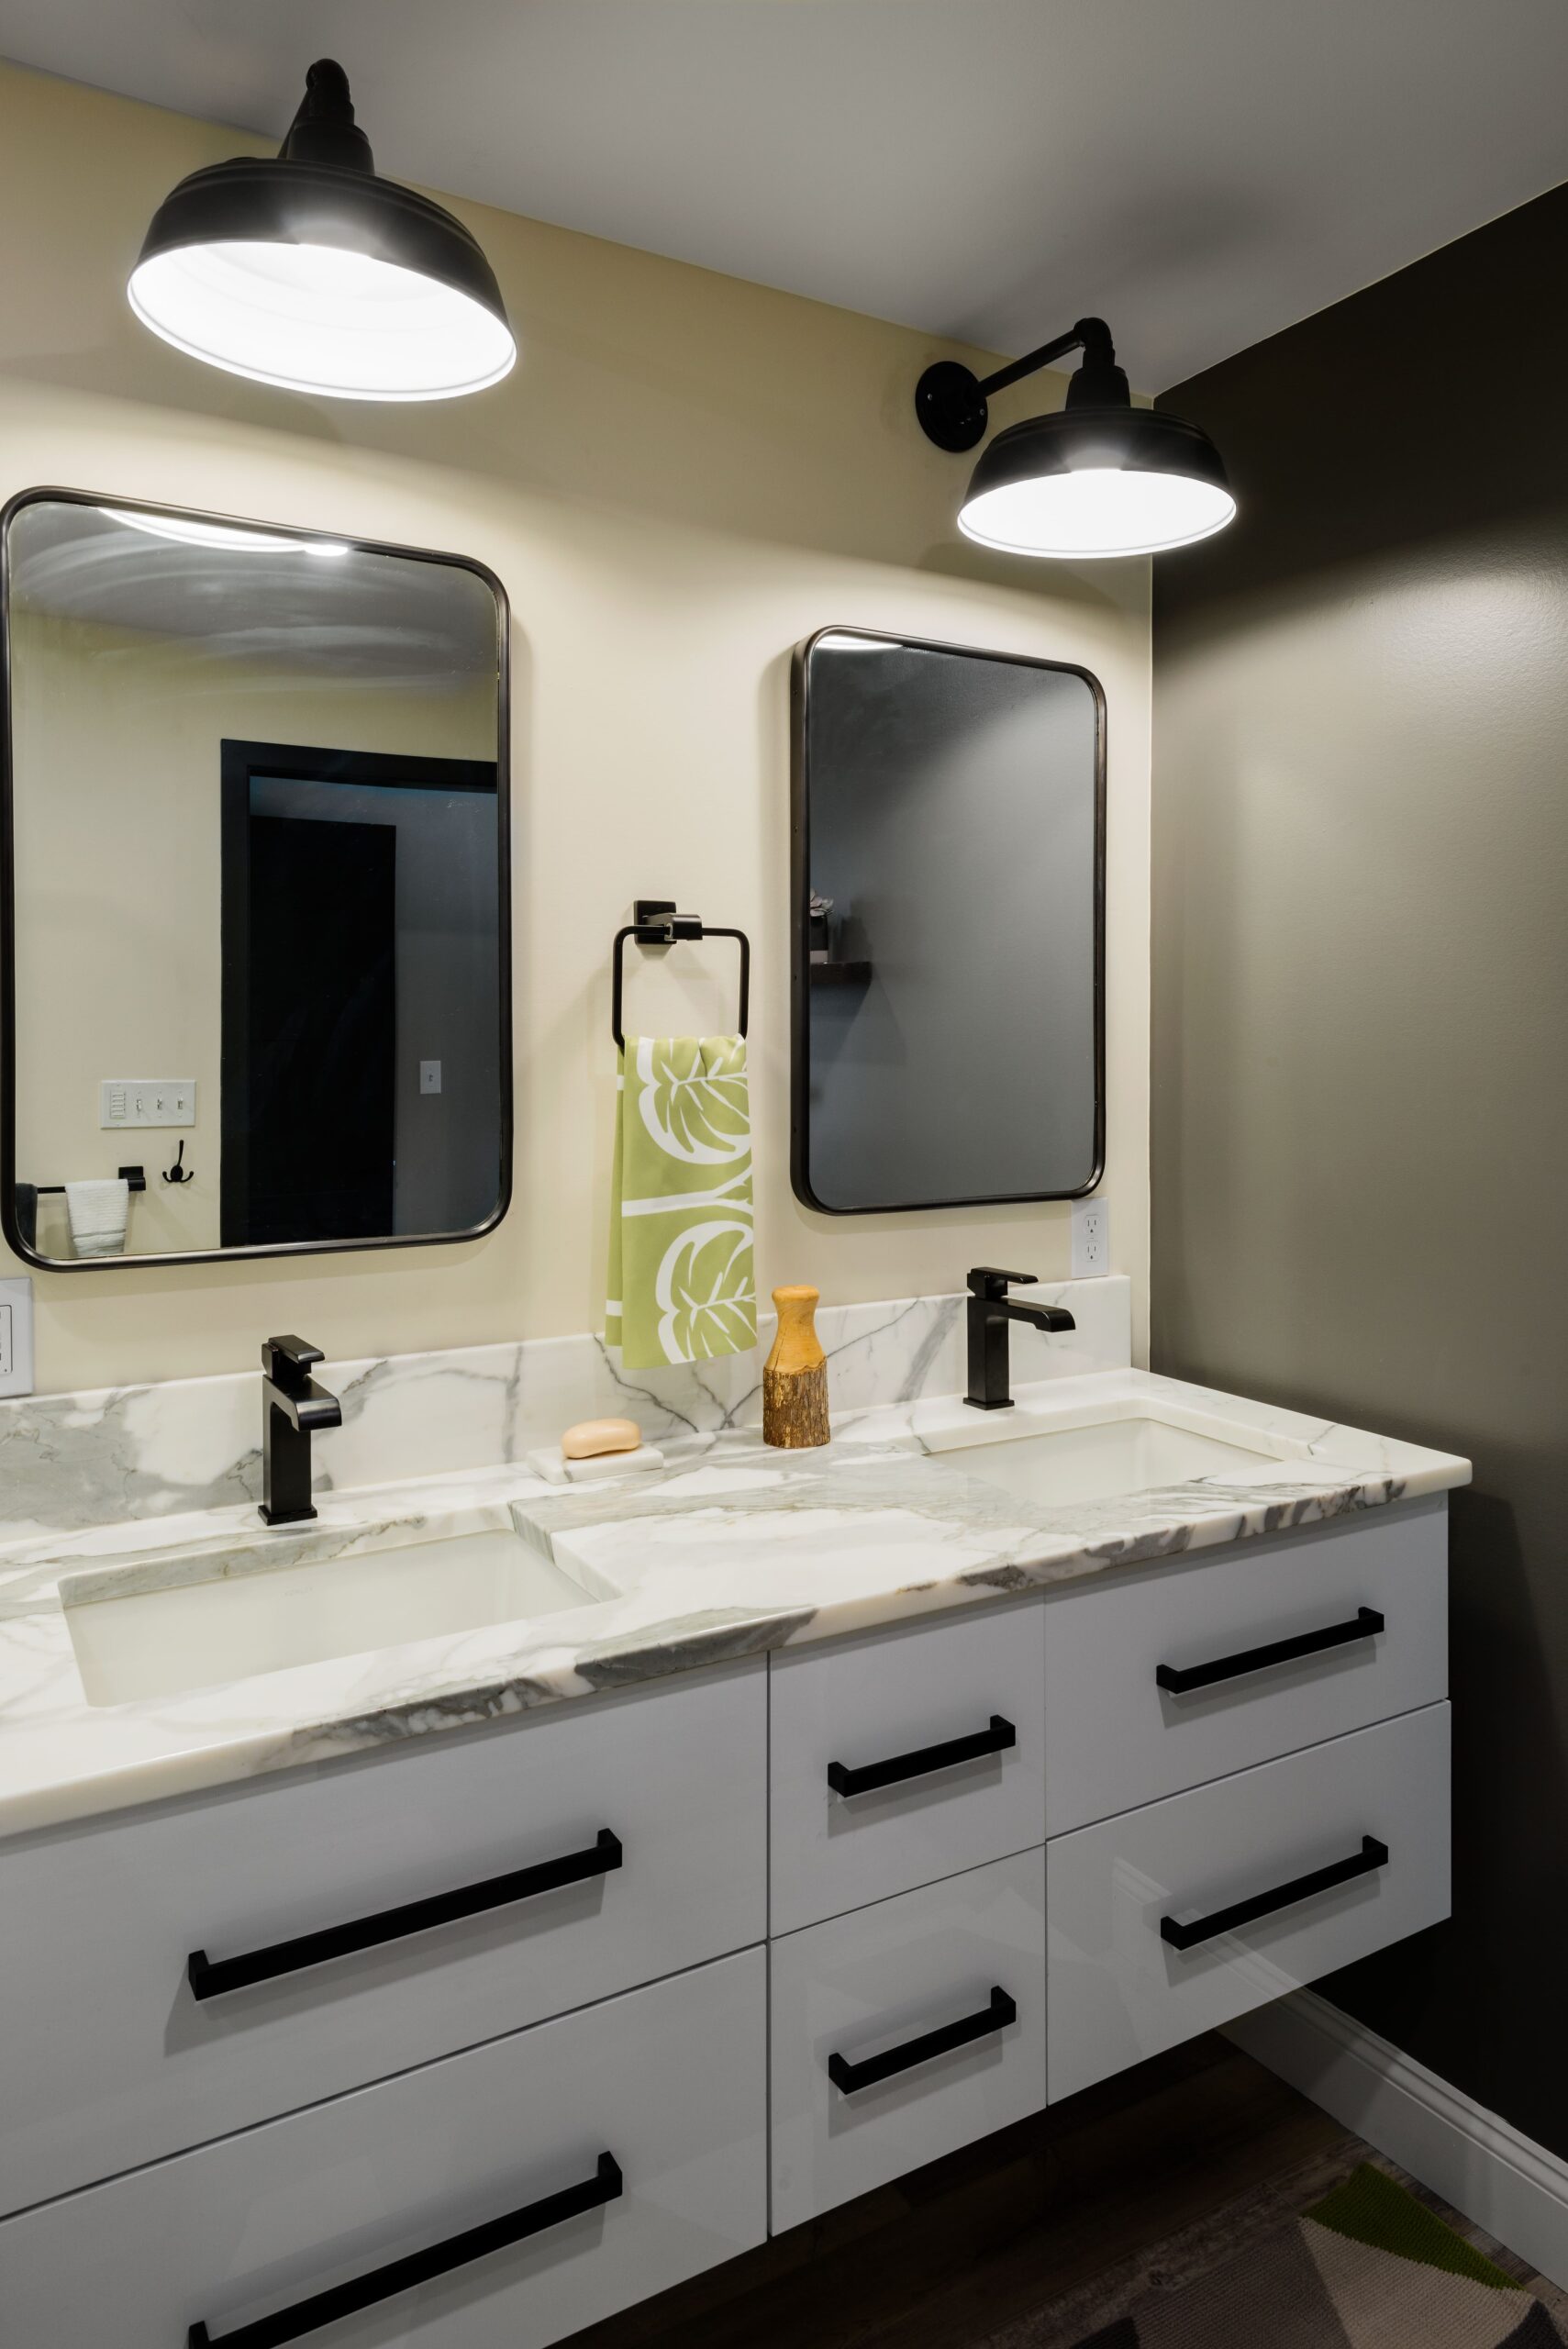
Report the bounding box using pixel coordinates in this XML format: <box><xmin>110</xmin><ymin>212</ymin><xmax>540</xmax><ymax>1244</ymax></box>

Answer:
<box><xmin>1042</xmin><ymin>1498</ymin><xmax>1448</xmax><ymax>1835</ymax></box>
<box><xmin>1047</xmin><ymin>1701</ymin><xmax>1451</xmax><ymax>2103</ymax></box>
<box><xmin>769</xmin><ymin>1598</ymin><xmax>1046</xmax><ymax>1933</ymax></box>
<box><xmin>770</xmin><ymin>1847</ymin><xmax>1047</xmax><ymax>2229</ymax></box>
<box><xmin>0</xmin><ymin>1946</ymin><xmax>767</xmax><ymax>2349</ymax></box>
<box><xmin>0</xmin><ymin>1658</ymin><xmax>765</xmax><ymax>2218</ymax></box>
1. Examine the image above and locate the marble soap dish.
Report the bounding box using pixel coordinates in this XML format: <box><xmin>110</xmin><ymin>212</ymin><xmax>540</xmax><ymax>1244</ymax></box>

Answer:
<box><xmin>524</xmin><ymin>1443</ymin><xmax>668</xmax><ymax>1487</ymax></box>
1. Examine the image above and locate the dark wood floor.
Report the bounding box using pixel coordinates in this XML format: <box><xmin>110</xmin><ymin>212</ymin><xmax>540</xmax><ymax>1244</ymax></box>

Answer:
<box><xmin>569</xmin><ymin>2033</ymin><xmax>1363</xmax><ymax>2349</ymax></box>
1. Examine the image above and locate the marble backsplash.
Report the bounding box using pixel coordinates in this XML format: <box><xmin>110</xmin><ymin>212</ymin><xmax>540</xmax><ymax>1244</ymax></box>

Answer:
<box><xmin>0</xmin><ymin>1277</ymin><xmax>1130</xmax><ymax>1543</ymax></box>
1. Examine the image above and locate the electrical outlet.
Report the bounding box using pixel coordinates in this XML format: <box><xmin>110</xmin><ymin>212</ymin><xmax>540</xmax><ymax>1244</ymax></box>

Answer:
<box><xmin>100</xmin><ymin>1079</ymin><xmax>195</xmax><ymax>1129</ymax></box>
<box><xmin>419</xmin><ymin>1061</ymin><xmax>442</xmax><ymax>1096</ymax></box>
<box><xmin>1071</xmin><ymin>1196</ymin><xmax>1109</xmax><ymax>1277</ymax></box>
<box><xmin>0</xmin><ymin>1275</ymin><xmax>34</xmax><ymax>1397</ymax></box>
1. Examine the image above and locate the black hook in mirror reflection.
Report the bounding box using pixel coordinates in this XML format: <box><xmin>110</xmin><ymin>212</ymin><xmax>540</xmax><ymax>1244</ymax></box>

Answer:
<box><xmin>162</xmin><ymin>1139</ymin><xmax>195</xmax><ymax>1186</ymax></box>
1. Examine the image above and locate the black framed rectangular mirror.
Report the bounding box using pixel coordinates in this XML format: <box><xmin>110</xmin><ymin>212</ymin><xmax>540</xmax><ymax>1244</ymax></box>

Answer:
<box><xmin>1</xmin><ymin>489</ymin><xmax>510</xmax><ymax>1268</ymax></box>
<box><xmin>791</xmin><ymin>626</ymin><xmax>1105</xmax><ymax>1214</ymax></box>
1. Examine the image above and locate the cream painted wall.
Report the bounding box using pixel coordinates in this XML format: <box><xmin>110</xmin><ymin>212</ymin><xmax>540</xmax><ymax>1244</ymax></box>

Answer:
<box><xmin>0</xmin><ymin>61</ymin><xmax>1151</xmax><ymax>1393</ymax></box>
<box><xmin>9</xmin><ymin>606</ymin><xmax>495</xmax><ymax>1259</ymax></box>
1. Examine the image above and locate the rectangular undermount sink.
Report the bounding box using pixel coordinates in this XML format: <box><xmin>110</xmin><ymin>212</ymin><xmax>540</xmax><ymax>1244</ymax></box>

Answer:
<box><xmin>63</xmin><ymin>1520</ymin><xmax>598</xmax><ymax>1709</ymax></box>
<box><xmin>928</xmin><ymin>1412</ymin><xmax>1290</xmax><ymax>1509</ymax></box>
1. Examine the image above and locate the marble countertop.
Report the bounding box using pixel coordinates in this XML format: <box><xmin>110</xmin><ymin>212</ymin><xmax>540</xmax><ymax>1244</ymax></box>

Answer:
<box><xmin>0</xmin><ymin>1366</ymin><xmax>1469</xmax><ymax>1842</ymax></box>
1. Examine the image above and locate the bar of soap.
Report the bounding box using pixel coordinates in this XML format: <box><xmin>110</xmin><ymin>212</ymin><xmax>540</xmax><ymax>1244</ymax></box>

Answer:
<box><xmin>524</xmin><ymin>1440</ymin><xmax>664</xmax><ymax>1486</ymax></box>
<box><xmin>562</xmin><ymin>1416</ymin><xmax>642</xmax><ymax>1461</ymax></box>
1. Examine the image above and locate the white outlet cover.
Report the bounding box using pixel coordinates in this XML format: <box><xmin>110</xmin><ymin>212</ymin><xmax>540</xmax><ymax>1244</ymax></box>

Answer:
<box><xmin>1070</xmin><ymin>1196</ymin><xmax>1109</xmax><ymax>1279</ymax></box>
<box><xmin>0</xmin><ymin>1275</ymin><xmax>35</xmax><ymax>1397</ymax></box>
<box><xmin>419</xmin><ymin>1060</ymin><xmax>442</xmax><ymax>1095</ymax></box>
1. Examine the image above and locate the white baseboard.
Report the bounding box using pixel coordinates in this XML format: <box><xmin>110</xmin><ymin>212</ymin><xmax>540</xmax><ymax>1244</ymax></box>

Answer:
<box><xmin>1227</xmin><ymin>1990</ymin><xmax>1568</xmax><ymax>2291</ymax></box>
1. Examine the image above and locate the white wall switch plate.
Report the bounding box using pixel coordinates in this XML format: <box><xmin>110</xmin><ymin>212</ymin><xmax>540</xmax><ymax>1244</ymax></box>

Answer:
<box><xmin>0</xmin><ymin>1276</ymin><xmax>34</xmax><ymax>1397</ymax></box>
<box><xmin>1071</xmin><ymin>1197</ymin><xmax>1109</xmax><ymax>1277</ymax></box>
<box><xmin>419</xmin><ymin>1061</ymin><xmax>442</xmax><ymax>1096</ymax></box>
<box><xmin>100</xmin><ymin>1079</ymin><xmax>196</xmax><ymax>1129</ymax></box>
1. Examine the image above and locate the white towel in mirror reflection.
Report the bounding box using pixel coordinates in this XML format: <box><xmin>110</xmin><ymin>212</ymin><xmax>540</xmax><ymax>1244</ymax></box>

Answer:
<box><xmin>65</xmin><ymin>1179</ymin><xmax>128</xmax><ymax>1259</ymax></box>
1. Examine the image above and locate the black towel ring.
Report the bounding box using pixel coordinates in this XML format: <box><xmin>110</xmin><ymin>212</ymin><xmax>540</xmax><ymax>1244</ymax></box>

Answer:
<box><xmin>612</xmin><ymin>899</ymin><xmax>751</xmax><ymax>1053</ymax></box>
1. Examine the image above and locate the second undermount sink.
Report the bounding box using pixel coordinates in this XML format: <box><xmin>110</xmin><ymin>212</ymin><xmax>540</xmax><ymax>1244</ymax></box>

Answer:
<box><xmin>62</xmin><ymin>1513</ymin><xmax>602</xmax><ymax>1709</ymax></box>
<box><xmin>927</xmin><ymin>1408</ymin><xmax>1294</xmax><ymax>1509</ymax></box>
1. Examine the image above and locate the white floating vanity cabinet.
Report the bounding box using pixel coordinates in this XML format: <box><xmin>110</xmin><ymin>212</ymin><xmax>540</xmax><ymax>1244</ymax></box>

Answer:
<box><xmin>0</xmin><ymin>1496</ymin><xmax>1451</xmax><ymax>2348</ymax></box>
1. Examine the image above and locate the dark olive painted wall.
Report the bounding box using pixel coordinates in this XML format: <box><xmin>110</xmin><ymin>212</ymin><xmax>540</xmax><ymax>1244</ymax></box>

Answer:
<box><xmin>1151</xmin><ymin>181</ymin><xmax>1568</xmax><ymax>2155</ymax></box>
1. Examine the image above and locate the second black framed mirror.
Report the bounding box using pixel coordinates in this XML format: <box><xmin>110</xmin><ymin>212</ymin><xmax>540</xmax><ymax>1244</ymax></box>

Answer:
<box><xmin>791</xmin><ymin>625</ymin><xmax>1105</xmax><ymax>1215</ymax></box>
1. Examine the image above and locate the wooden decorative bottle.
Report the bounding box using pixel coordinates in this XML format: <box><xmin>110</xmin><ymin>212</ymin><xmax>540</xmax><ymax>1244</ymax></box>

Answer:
<box><xmin>763</xmin><ymin>1285</ymin><xmax>830</xmax><ymax>1450</ymax></box>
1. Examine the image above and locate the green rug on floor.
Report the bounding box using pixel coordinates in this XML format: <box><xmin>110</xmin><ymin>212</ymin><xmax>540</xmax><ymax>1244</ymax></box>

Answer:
<box><xmin>1072</xmin><ymin>2165</ymin><xmax>1565</xmax><ymax>2348</ymax></box>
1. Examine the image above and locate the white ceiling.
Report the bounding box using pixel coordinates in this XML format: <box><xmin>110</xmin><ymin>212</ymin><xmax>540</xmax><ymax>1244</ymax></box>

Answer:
<box><xmin>5</xmin><ymin>0</ymin><xmax>1567</xmax><ymax>390</ymax></box>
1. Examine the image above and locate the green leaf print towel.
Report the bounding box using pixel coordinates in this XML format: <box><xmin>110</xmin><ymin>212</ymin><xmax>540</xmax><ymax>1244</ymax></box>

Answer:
<box><xmin>606</xmin><ymin>1035</ymin><xmax>758</xmax><ymax>1370</ymax></box>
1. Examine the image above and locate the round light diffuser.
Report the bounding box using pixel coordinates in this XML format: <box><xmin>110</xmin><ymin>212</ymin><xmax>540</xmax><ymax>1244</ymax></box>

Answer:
<box><xmin>128</xmin><ymin>60</ymin><xmax>516</xmax><ymax>402</ymax></box>
<box><xmin>916</xmin><ymin>317</ymin><xmax>1234</xmax><ymax>560</ymax></box>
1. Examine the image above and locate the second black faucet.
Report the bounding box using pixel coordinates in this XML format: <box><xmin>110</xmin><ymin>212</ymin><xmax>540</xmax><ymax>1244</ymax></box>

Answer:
<box><xmin>260</xmin><ymin>1335</ymin><xmax>342</xmax><ymax>1525</ymax></box>
<box><xmin>964</xmin><ymin>1268</ymin><xmax>1076</xmax><ymax>1410</ymax></box>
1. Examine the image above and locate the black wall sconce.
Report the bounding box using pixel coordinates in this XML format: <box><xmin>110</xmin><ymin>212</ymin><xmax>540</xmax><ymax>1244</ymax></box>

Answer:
<box><xmin>916</xmin><ymin>317</ymin><xmax>1233</xmax><ymax>560</ymax></box>
<box><xmin>129</xmin><ymin>60</ymin><xmax>516</xmax><ymax>403</ymax></box>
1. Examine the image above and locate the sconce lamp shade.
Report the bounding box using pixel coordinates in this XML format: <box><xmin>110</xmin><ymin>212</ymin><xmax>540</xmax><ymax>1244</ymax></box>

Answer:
<box><xmin>128</xmin><ymin>60</ymin><xmax>516</xmax><ymax>402</ymax></box>
<box><xmin>959</xmin><ymin>406</ymin><xmax>1234</xmax><ymax>560</ymax></box>
<box><xmin>917</xmin><ymin>317</ymin><xmax>1234</xmax><ymax>559</ymax></box>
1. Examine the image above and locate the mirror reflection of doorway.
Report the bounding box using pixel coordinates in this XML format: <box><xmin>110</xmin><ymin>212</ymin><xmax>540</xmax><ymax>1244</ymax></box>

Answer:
<box><xmin>219</xmin><ymin>740</ymin><xmax>500</xmax><ymax>1250</ymax></box>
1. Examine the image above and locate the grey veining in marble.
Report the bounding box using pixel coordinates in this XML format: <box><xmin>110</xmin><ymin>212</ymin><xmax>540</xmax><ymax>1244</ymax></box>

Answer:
<box><xmin>0</xmin><ymin>1280</ymin><xmax>1127</xmax><ymax>1542</ymax></box>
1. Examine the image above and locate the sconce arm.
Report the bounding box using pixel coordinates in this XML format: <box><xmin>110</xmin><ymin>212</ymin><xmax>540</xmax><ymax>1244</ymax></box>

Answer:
<box><xmin>916</xmin><ymin>316</ymin><xmax>1127</xmax><ymax>453</ymax></box>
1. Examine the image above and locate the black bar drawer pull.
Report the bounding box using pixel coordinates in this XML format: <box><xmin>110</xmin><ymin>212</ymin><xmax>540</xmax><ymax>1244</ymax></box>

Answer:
<box><xmin>827</xmin><ymin>1714</ymin><xmax>1016</xmax><ymax>1799</ymax></box>
<box><xmin>828</xmin><ymin>1985</ymin><xmax>1017</xmax><ymax>2095</ymax></box>
<box><xmin>1160</xmin><ymin>1834</ymin><xmax>1388</xmax><ymax>1952</ymax></box>
<box><xmin>1156</xmin><ymin>1608</ymin><xmax>1385</xmax><ymax>1696</ymax></box>
<box><xmin>187</xmin><ymin>1829</ymin><xmax>623</xmax><ymax>2001</ymax></box>
<box><xmin>188</xmin><ymin>2151</ymin><xmax>623</xmax><ymax>2349</ymax></box>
